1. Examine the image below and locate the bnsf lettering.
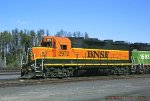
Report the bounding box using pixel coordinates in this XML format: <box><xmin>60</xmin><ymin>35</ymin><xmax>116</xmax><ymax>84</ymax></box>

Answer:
<box><xmin>87</xmin><ymin>51</ymin><xmax>109</xmax><ymax>58</ymax></box>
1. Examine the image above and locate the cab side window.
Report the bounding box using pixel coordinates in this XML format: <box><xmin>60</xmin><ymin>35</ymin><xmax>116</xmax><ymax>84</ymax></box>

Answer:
<box><xmin>60</xmin><ymin>45</ymin><xmax>67</xmax><ymax>50</ymax></box>
<box><xmin>43</xmin><ymin>38</ymin><xmax>52</xmax><ymax>47</ymax></box>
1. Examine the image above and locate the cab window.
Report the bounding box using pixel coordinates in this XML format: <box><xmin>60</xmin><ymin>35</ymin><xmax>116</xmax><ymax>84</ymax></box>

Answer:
<box><xmin>42</xmin><ymin>38</ymin><xmax>52</xmax><ymax>47</ymax></box>
<box><xmin>60</xmin><ymin>45</ymin><xmax>67</xmax><ymax>50</ymax></box>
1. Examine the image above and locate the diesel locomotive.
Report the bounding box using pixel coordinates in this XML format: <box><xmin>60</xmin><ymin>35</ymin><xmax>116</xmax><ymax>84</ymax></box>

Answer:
<box><xmin>21</xmin><ymin>36</ymin><xmax>150</xmax><ymax>78</ymax></box>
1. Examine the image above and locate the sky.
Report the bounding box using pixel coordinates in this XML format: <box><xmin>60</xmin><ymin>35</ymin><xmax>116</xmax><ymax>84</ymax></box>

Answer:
<box><xmin>0</xmin><ymin>0</ymin><xmax>150</xmax><ymax>43</ymax></box>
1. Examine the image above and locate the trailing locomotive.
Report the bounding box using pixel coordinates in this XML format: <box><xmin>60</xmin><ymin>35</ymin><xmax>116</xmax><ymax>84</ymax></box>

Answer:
<box><xmin>21</xmin><ymin>36</ymin><xmax>150</xmax><ymax>78</ymax></box>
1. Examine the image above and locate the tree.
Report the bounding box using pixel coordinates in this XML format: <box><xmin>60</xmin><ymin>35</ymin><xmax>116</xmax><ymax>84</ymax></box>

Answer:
<box><xmin>66</xmin><ymin>32</ymin><xmax>72</xmax><ymax>37</ymax></box>
<box><xmin>84</xmin><ymin>32</ymin><xmax>89</xmax><ymax>39</ymax></box>
<box><xmin>55</xmin><ymin>29</ymin><xmax>67</xmax><ymax>37</ymax></box>
<box><xmin>55</xmin><ymin>32</ymin><xmax>60</xmax><ymax>37</ymax></box>
<box><xmin>29</xmin><ymin>30</ymin><xmax>36</xmax><ymax>46</ymax></box>
<box><xmin>73</xmin><ymin>32</ymin><xmax>77</xmax><ymax>37</ymax></box>
<box><xmin>46</xmin><ymin>30</ymin><xmax>50</xmax><ymax>36</ymax></box>
<box><xmin>37</xmin><ymin>29</ymin><xmax>45</xmax><ymax>45</ymax></box>
<box><xmin>76</xmin><ymin>31</ymin><xmax>81</xmax><ymax>37</ymax></box>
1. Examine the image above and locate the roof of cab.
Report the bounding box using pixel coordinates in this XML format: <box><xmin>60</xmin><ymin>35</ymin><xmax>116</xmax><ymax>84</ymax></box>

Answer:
<box><xmin>54</xmin><ymin>36</ymin><xmax>71</xmax><ymax>45</ymax></box>
<box><xmin>42</xmin><ymin>36</ymin><xmax>71</xmax><ymax>45</ymax></box>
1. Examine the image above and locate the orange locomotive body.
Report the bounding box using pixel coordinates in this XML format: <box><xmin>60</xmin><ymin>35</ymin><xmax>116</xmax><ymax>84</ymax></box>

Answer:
<box><xmin>21</xmin><ymin>36</ymin><xmax>130</xmax><ymax>78</ymax></box>
<box><xmin>32</xmin><ymin>36</ymin><xmax>129</xmax><ymax>64</ymax></box>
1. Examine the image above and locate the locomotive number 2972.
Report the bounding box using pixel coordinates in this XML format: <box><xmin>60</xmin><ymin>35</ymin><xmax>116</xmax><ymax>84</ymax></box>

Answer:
<box><xmin>59</xmin><ymin>51</ymin><xmax>69</xmax><ymax>56</ymax></box>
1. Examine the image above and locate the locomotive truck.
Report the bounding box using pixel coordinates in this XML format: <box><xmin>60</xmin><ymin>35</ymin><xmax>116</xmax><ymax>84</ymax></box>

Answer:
<box><xmin>21</xmin><ymin>36</ymin><xmax>150</xmax><ymax>78</ymax></box>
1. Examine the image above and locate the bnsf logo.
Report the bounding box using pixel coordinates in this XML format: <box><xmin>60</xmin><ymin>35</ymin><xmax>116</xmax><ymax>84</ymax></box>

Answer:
<box><xmin>87</xmin><ymin>51</ymin><xmax>109</xmax><ymax>58</ymax></box>
<box><xmin>140</xmin><ymin>54</ymin><xmax>150</xmax><ymax>59</ymax></box>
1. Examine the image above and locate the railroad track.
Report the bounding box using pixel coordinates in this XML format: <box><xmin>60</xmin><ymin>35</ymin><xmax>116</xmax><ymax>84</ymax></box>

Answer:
<box><xmin>1</xmin><ymin>74</ymin><xmax>150</xmax><ymax>88</ymax></box>
<box><xmin>0</xmin><ymin>72</ymin><xmax>20</xmax><ymax>75</ymax></box>
<box><xmin>0</xmin><ymin>69</ymin><xmax>20</xmax><ymax>72</ymax></box>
